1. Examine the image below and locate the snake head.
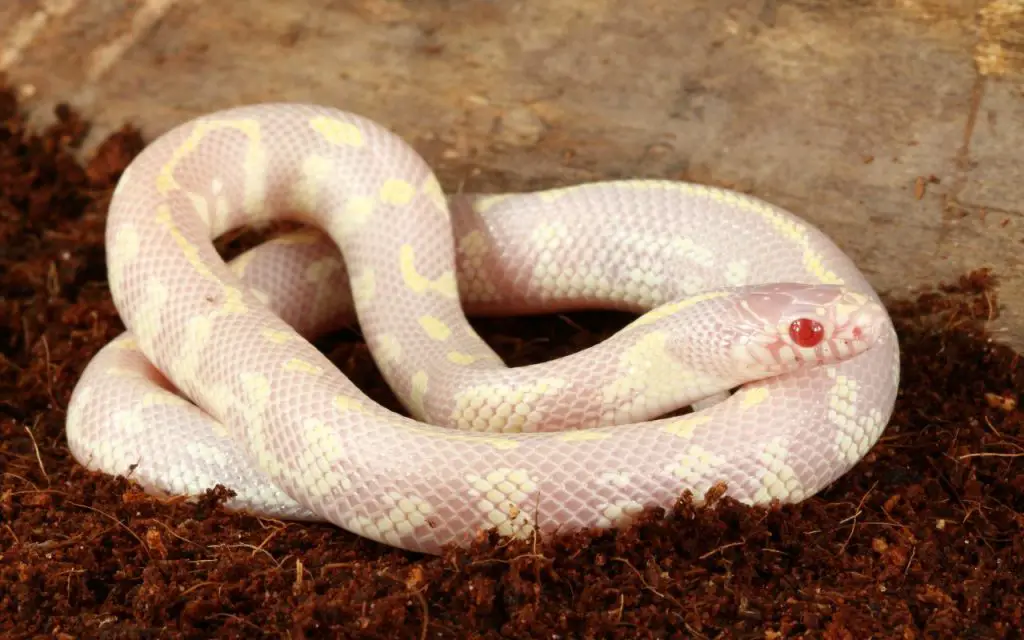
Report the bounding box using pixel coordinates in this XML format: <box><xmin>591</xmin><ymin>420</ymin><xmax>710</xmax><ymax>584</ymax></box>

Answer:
<box><xmin>725</xmin><ymin>282</ymin><xmax>889</xmax><ymax>376</ymax></box>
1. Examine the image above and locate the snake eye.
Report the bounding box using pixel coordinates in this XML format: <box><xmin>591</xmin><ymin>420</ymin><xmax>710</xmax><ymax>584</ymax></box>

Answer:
<box><xmin>789</xmin><ymin>318</ymin><xmax>824</xmax><ymax>348</ymax></box>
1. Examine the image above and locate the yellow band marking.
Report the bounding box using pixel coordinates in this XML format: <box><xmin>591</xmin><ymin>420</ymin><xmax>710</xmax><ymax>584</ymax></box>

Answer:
<box><xmin>399</xmin><ymin>244</ymin><xmax>458</xmax><ymax>299</ymax></box>
<box><xmin>141</xmin><ymin>392</ymin><xmax>189</xmax><ymax>408</ymax></box>
<box><xmin>228</xmin><ymin>249</ymin><xmax>257</xmax><ymax>277</ymax></box>
<box><xmin>349</xmin><ymin>268</ymin><xmax>376</xmax><ymax>302</ymax></box>
<box><xmin>292</xmin><ymin>154</ymin><xmax>334</xmax><ymax>212</ymax></box>
<box><xmin>418</xmin><ymin>315</ymin><xmax>452</xmax><ymax>341</ymax></box>
<box><xmin>740</xmin><ymin>387</ymin><xmax>770</xmax><ymax>408</ymax></box>
<box><xmin>421</xmin><ymin>174</ymin><xmax>448</xmax><ymax>214</ymax></box>
<box><xmin>333</xmin><ymin>395</ymin><xmax>367</xmax><ymax>413</ymax></box>
<box><xmin>309</xmin><ymin>116</ymin><xmax>365</xmax><ymax>147</ymax></box>
<box><xmin>110</xmin><ymin>224</ymin><xmax>140</xmax><ymax>264</ymax></box>
<box><xmin>261</xmin><ymin>328</ymin><xmax>297</xmax><ymax>344</ymax></box>
<box><xmin>377</xmin><ymin>334</ymin><xmax>403</xmax><ymax>364</ymax></box>
<box><xmin>156</xmin><ymin>204</ymin><xmax>215</xmax><ymax>280</ymax></box>
<box><xmin>342</xmin><ymin>195</ymin><xmax>376</xmax><ymax>231</ymax></box>
<box><xmin>219</xmin><ymin>286</ymin><xmax>247</xmax><ymax>315</ymax></box>
<box><xmin>155</xmin><ymin>204</ymin><xmax>249</xmax><ymax>316</ymax></box>
<box><xmin>447</xmin><ymin>351</ymin><xmax>492</xmax><ymax>365</ymax></box>
<box><xmin>238</xmin><ymin>373</ymin><xmax>271</xmax><ymax>411</ymax></box>
<box><xmin>564</xmin><ymin>179</ymin><xmax>844</xmax><ymax>285</ymax></box>
<box><xmin>284</xmin><ymin>358</ymin><xmax>324</xmax><ymax>376</ymax></box>
<box><xmin>250</xmin><ymin>288</ymin><xmax>270</xmax><ymax>305</ymax></box>
<box><xmin>158</xmin><ymin>119</ymin><xmax>266</xmax><ymax>218</ymax></box>
<box><xmin>380</xmin><ymin>178</ymin><xmax>415</xmax><ymax>205</ymax></box>
<box><xmin>185</xmin><ymin>191</ymin><xmax>211</xmax><ymax>227</ymax></box>
<box><xmin>410</xmin><ymin>370</ymin><xmax>429</xmax><ymax>418</ymax></box>
<box><xmin>662</xmin><ymin>414</ymin><xmax>713</xmax><ymax>438</ymax></box>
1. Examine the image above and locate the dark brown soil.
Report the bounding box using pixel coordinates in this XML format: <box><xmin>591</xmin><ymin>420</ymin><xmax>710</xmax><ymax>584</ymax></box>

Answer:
<box><xmin>1</xmin><ymin>86</ymin><xmax>1022</xmax><ymax>639</ymax></box>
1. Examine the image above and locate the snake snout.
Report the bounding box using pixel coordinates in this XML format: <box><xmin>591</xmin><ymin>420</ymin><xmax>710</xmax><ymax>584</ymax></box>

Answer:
<box><xmin>834</xmin><ymin>299</ymin><xmax>888</xmax><ymax>354</ymax></box>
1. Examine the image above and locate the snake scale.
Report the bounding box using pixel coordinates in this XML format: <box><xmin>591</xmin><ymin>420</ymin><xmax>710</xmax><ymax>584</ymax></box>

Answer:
<box><xmin>65</xmin><ymin>103</ymin><xmax>900</xmax><ymax>555</ymax></box>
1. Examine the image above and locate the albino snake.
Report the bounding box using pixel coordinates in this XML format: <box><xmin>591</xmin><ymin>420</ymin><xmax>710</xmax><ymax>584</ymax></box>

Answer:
<box><xmin>66</xmin><ymin>103</ymin><xmax>900</xmax><ymax>555</ymax></box>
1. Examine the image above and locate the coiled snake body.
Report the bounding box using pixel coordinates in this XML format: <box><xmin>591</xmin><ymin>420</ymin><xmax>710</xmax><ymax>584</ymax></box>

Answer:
<box><xmin>66</xmin><ymin>103</ymin><xmax>899</xmax><ymax>555</ymax></box>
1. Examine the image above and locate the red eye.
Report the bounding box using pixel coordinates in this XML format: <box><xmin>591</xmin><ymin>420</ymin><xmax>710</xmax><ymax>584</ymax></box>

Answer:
<box><xmin>789</xmin><ymin>318</ymin><xmax>824</xmax><ymax>348</ymax></box>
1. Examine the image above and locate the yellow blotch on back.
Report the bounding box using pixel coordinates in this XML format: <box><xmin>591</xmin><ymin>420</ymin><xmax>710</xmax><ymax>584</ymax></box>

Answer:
<box><xmin>420</xmin><ymin>174</ymin><xmax>448</xmax><ymax>213</ymax></box>
<box><xmin>157</xmin><ymin>118</ymin><xmax>262</xmax><ymax>197</ymax></box>
<box><xmin>349</xmin><ymin>267</ymin><xmax>376</xmax><ymax>302</ymax></box>
<box><xmin>250</xmin><ymin>288</ymin><xmax>270</xmax><ymax>305</ymax></box>
<box><xmin>377</xmin><ymin>333</ymin><xmax>403</xmax><ymax>364</ymax></box>
<box><xmin>740</xmin><ymin>387</ymin><xmax>770</xmax><ymax>408</ymax></box>
<box><xmin>111</xmin><ymin>224</ymin><xmax>140</xmax><ymax>263</ymax></box>
<box><xmin>333</xmin><ymin>395</ymin><xmax>367</xmax><ymax>414</ymax></box>
<box><xmin>379</xmin><ymin>178</ymin><xmax>415</xmax><ymax>205</ymax></box>
<box><xmin>399</xmin><ymin>244</ymin><xmax>458</xmax><ymax>299</ymax></box>
<box><xmin>344</xmin><ymin>195</ymin><xmax>376</xmax><ymax>228</ymax></box>
<box><xmin>239</xmin><ymin>372</ymin><xmax>271</xmax><ymax>411</ymax></box>
<box><xmin>185</xmin><ymin>191</ymin><xmax>211</xmax><ymax>227</ymax></box>
<box><xmin>662</xmin><ymin>414</ymin><xmax>712</xmax><ymax>438</ymax></box>
<box><xmin>410</xmin><ymin>370</ymin><xmax>429</xmax><ymax>419</ymax></box>
<box><xmin>228</xmin><ymin>249</ymin><xmax>257</xmax><ymax>277</ymax></box>
<box><xmin>418</xmin><ymin>315</ymin><xmax>452</xmax><ymax>341</ymax></box>
<box><xmin>155</xmin><ymin>204</ymin><xmax>214</xmax><ymax>280</ymax></box>
<box><xmin>447</xmin><ymin>351</ymin><xmax>492</xmax><ymax>365</ymax></box>
<box><xmin>261</xmin><ymin>328</ymin><xmax>297</xmax><ymax>344</ymax></box>
<box><xmin>802</xmin><ymin>249</ymin><xmax>842</xmax><ymax>285</ymax></box>
<box><xmin>141</xmin><ymin>392</ymin><xmax>188</xmax><ymax>408</ymax></box>
<box><xmin>284</xmin><ymin>358</ymin><xmax>324</xmax><ymax>376</ymax></box>
<box><xmin>218</xmin><ymin>286</ymin><xmax>248</xmax><ymax>315</ymax></box>
<box><xmin>292</xmin><ymin>154</ymin><xmax>334</xmax><ymax>211</ymax></box>
<box><xmin>309</xmin><ymin>116</ymin><xmax>365</xmax><ymax>147</ymax></box>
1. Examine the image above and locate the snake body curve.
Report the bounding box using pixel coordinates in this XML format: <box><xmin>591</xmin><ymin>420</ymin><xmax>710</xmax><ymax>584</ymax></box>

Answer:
<box><xmin>66</xmin><ymin>103</ymin><xmax>900</xmax><ymax>554</ymax></box>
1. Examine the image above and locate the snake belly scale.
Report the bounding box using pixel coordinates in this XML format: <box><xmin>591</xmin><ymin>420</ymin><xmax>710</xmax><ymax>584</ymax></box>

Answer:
<box><xmin>65</xmin><ymin>103</ymin><xmax>899</xmax><ymax>555</ymax></box>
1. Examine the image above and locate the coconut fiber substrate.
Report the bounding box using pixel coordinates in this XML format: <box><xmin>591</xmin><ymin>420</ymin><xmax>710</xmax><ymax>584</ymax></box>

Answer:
<box><xmin>1</xmin><ymin>87</ymin><xmax>1022</xmax><ymax>639</ymax></box>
